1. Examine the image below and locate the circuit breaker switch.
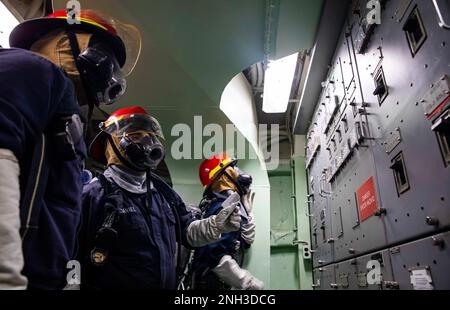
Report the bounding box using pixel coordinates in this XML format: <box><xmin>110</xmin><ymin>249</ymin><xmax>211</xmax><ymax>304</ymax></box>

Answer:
<box><xmin>432</xmin><ymin>110</ymin><xmax>450</xmax><ymax>166</ymax></box>
<box><xmin>403</xmin><ymin>6</ymin><xmax>428</xmax><ymax>56</ymax></box>
<box><xmin>374</xmin><ymin>67</ymin><xmax>389</xmax><ymax>105</ymax></box>
<box><xmin>373</xmin><ymin>83</ymin><xmax>386</xmax><ymax>97</ymax></box>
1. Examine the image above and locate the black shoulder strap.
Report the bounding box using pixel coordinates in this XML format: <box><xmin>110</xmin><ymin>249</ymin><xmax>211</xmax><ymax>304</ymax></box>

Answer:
<box><xmin>150</xmin><ymin>172</ymin><xmax>181</xmax><ymax>207</ymax></box>
<box><xmin>96</xmin><ymin>174</ymin><xmax>112</xmax><ymax>196</ymax></box>
<box><xmin>79</xmin><ymin>173</ymin><xmax>120</xmax><ymax>273</ymax></box>
<box><xmin>95</xmin><ymin>173</ymin><xmax>124</xmax><ymax>215</ymax></box>
<box><xmin>20</xmin><ymin>134</ymin><xmax>50</xmax><ymax>241</ymax></box>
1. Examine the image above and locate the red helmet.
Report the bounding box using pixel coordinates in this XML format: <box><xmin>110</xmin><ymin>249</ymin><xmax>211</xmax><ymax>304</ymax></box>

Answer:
<box><xmin>9</xmin><ymin>9</ymin><xmax>141</xmax><ymax>75</ymax></box>
<box><xmin>199</xmin><ymin>154</ymin><xmax>237</xmax><ymax>189</ymax></box>
<box><xmin>89</xmin><ymin>106</ymin><xmax>163</xmax><ymax>164</ymax></box>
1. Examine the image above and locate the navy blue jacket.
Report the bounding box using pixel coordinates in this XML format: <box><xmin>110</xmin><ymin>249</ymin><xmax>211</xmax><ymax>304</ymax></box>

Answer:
<box><xmin>192</xmin><ymin>191</ymin><xmax>250</xmax><ymax>273</ymax></box>
<box><xmin>0</xmin><ymin>48</ymin><xmax>86</xmax><ymax>289</ymax></box>
<box><xmin>79</xmin><ymin>173</ymin><xmax>194</xmax><ymax>290</ymax></box>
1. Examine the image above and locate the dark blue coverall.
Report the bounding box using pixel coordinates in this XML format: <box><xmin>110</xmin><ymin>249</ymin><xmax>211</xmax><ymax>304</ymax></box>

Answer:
<box><xmin>0</xmin><ymin>48</ymin><xmax>86</xmax><ymax>289</ymax></box>
<box><xmin>79</xmin><ymin>173</ymin><xmax>194</xmax><ymax>289</ymax></box>
<box><xmin>192</xmin><ymin>191</ymin><xmax>250</xmax><ymax>288</ymax></box>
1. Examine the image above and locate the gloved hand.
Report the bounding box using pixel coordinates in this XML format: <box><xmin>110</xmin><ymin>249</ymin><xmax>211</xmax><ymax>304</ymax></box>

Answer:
<box><xmin>240</xmin><ymin>190</ymin><xmax>256</xmax><ymax>245</ymax></box>
<box><xmin>187</xmin><ymin>201</ymin><xmax>241</xmax><ymax>247</ymax></box>
<box><xmin>214</xmin><ymin>201</ymin><xmax>241</xmax><ymax>234</ymax></box>
<box><xmin>0</xmin><ymin>149</ymin><xmax>28</xmax><ymax>290</ymax></box>
<box><xmin>212</xmin><ymin>255</ymin><xmax>264</xmax><ymax>290</ymax></box>
<box><xmin>247</xmin><ymin>275</ymin><xmax>265</xmax><ymax>290</ymax></box>
<box><xmin>241</xmin><ymin>190</ymin><xmax>255</xmax><ymax>214</ymax></box>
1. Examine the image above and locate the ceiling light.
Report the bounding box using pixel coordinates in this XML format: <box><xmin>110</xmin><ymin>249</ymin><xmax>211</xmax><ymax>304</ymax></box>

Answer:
<box><xmin>262</xmin><ymin>52</ymin><xmax>298</xmax><ymax>113</ymax></box>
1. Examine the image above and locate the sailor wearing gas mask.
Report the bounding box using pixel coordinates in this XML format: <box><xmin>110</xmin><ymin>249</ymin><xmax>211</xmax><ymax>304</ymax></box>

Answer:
<box><xmin>79</xmin><ymin>107</ymin><xmax>242</xmax><ymax>290</ymax></box>
<box><xmin>190</xmin><ymin>154</ymin><xmax>264</xmax><ymax>290</ymax></box>
<box><xmin>0</xmin><ymin>10</ymin><xmax>140</xmax><ymax>289</ymax></box>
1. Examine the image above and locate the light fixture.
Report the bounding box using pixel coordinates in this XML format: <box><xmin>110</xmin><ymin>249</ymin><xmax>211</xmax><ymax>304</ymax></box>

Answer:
<box><xmin>0</xmin><ymin>1</ymin><xmax>20</xmax><ymax>48</ymax></box>
<box><xmin>262</xmin><ymin>52</ymin><xmax>298</xmax><ymax>113</ymax></box>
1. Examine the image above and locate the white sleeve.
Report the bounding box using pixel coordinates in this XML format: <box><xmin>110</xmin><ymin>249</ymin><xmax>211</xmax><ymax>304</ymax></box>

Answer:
<box><xmin>240</xmin><ymin>213</ymin><xmax>256</xmax><ymax>245</ymax></box>
<box><xmin>186</xmin><ymin>217</ymin><xmax>221</xmax><ymax>247</ymax></box>
<box><xmin>0</xmin><ymin>149</ymin><xmax>28</xmax><ymax>289</ymax></box>
<box><xmin>186</xmin><ymin>202</ymin><xmax>241</xmax><ymax>248</ymax></box>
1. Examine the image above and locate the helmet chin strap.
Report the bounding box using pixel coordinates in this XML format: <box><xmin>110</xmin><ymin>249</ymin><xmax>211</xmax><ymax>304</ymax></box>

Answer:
<box><xmin>65</xmin><ymin>29</ymin><xmax>96</xmax><ymax>140</ymax></box>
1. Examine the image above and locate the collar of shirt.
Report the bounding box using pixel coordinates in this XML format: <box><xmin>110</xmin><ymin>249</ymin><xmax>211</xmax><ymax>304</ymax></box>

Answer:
<box><xmin>103</xmin><ymin>165</ymin><xmax>153</xmax><ymax>194</ymax></box>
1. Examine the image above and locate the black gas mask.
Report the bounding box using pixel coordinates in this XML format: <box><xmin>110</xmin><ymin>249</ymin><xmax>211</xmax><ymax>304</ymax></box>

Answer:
<box><xmin>77</xmin><ymin>42</ymin><xmax>127</xmax><ymax>105</ymax></box>
<box><xmin>235</xmin><ymin>167</ymin><xmax>253</xmax><ymax>195</ymax></box>
<box><xmin>118</xmin><ymin>133</ymin><xmax>165</xmax><ymax>171</ymax></box>
<box><xmin>101</xmin><ymin>109</ymin><xmax>166</xmax><ymax>172</ymax></box>
<box><xmin>223</xmin><ymin>166</ymin><xmax>253</xmax><ymax>196</ymax></box>
<box><xmin>66</xmin><ymin>31</ymin><xmax>126</xmax><ymax>106</ymax></box>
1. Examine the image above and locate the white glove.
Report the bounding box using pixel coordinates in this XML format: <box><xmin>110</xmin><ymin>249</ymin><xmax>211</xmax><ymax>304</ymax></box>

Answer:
<box><xmin>241</xmin><ymin>191</ymin><xmax>255</xmax><ymax>214</ymax></box>
<box><xmin>240</xmin><ymin>191</ymin><xmax>256</xmax><ymax>245</ymax></box>
<box><xmin>214</xmin><ymin>200</ymin><xmax>241</xmax><ymax>234</ymax></box>
<box><xmin>212</xmin><ymin>255</ymin><xmax>264</xmax><ymax>290</ymax></box>
<box><xmin>0</xmin><ymin>149</ymin><xmax>28</xmax><ymax>289</ymax></box>
<box><xmin>187</xmin><ymin>201</ymin><xmax>241</xmax><ymax>247</ymax></box>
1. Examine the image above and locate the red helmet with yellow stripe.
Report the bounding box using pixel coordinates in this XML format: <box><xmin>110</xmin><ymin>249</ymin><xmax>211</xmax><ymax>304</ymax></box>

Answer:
<box><xmin>90</xmin><ymin>106</ymin><xmax>163</xmax><ymax>165</ymax></box>
<box><xmin>199</xmin><ymin>154</ymin><xmax>238</xmax><ymax>189</ymax></box>
<box><xmin>9</xmin><ymin>9</ymin><xmax>141</xmax><ymax>76</ymax></box>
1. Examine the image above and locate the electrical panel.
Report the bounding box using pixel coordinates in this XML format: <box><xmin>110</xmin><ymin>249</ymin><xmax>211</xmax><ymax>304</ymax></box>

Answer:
<box><xmin>307</xmin><ymin>0</ymin><xmax>450</xmax><ymax>290</ymax></box>
<box><xmin>315</xmin><ymin>231</ymin><xmax>450</xmax><ymax>290</ymax></box>
<box><xmin>389</xmin><ymin>231</ymin><xmax>450</xmax><ymax>290</ymax></box>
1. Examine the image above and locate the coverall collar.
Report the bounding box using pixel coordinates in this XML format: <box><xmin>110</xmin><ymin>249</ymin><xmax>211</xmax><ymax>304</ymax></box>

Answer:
<box><xmin>104</xmin><ymin>165</ymin><xmax>153</xmax><ymax>194</ymax></box>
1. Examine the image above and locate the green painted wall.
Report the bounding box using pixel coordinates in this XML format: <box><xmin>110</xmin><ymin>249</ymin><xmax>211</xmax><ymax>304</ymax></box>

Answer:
<box><xmin>269</xmin><ymin>165</ymin><xmax>300</xmax><ymax>290</ymax></box>
<box><xmin>268</xmin><ymin>153</ymin><xmax>312</xmax><ymax>290</ymax></box>
<box><xmin>236</xmin><ymin>158</ymin><xmax>271</xmax><ymax>288</ymax></box>
<box><xmin>293</xmin><ymin>154</ymin><xmax>313</xmax><ymax>290</ymax></box>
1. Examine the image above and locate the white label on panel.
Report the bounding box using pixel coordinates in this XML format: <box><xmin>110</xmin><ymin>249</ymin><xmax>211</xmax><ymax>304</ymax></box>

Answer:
<box><xmin>410</xmin><ymin>268</ymin><xmax>434</xmax><ymax>290</ymax></box>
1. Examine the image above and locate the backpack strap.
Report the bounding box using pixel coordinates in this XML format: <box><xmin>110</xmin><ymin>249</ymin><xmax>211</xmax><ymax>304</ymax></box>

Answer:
<box><xmin>96</xmin><ymin>174</ymin><xmax>112</xmax><ymax>197</ymax></box>
<box><xmin>83</xmin><ymin>174</ymin><xmax>123</xmax><ymax>268</ymax></box>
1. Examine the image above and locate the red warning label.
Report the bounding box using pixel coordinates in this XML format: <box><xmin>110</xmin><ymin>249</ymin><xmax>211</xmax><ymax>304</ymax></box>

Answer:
<box><xmin>356</xmin><ymin>177</ymin><xmax>378</xmax><ymax>222</ymax></box>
